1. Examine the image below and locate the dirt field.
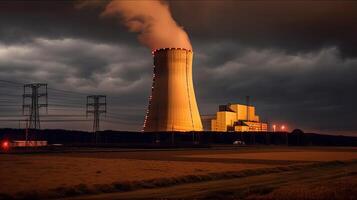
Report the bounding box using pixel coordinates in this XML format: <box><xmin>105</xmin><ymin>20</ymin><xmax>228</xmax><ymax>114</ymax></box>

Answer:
<box><xmin>0</xmin><ymin>146</ymin><xmax>356</xmax><ymax>199</ymax></box>
<box><xmin>183</xmin><ymin>151</ymin><xmax>357</xmax><ymax>161</ymax></box>
<box><xmin>67</xmin><ymin>160</ymin><xmax>357</xmax><ymax>200</ymax></box>
<box><xmin>0</xmin><ymin>154</ymin><xmax>268</xmax><ymax>195</ymax></box>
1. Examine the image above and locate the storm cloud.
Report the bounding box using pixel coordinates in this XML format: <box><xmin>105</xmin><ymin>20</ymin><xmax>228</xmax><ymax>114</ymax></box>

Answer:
<box><xmin>194</xmin><ymin>45</ymin><xmax>357</xmax><ymax>134</ymax></box>
<box><xmin>171</xmin><ymin>1</ymin><xmax>357</xmax><ymax>58</ymax></box>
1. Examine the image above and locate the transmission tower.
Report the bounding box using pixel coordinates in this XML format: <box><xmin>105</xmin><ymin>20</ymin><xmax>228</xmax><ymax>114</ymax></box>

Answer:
<box><xmin>22</xmin><ymin>83</ymin><xmax>48</xmax><ymax>129</ymax></box>
<box><xmin>86</xmin><ymin>95</ymin><xmax>106</xmax><ymax>132</ymax></box>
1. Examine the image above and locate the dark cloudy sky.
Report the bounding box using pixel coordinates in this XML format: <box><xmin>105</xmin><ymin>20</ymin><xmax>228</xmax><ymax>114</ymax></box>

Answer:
<box><xmin>0</xmin><ymin>1</ymin><xmax>356</xmax><ymax>135</ymax></box>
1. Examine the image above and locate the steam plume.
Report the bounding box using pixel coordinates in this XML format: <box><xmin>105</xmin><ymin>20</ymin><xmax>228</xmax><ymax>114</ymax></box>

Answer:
<box><xmin>102</xmin><ymin>0</ymin><xmax>192</xmax><ymax>50</ymax></box>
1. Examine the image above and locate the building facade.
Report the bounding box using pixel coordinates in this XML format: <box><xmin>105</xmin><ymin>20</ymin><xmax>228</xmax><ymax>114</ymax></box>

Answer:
<box><xmin>211</xmin><ymin>103</ymin><xmax>268</xmax><ymax>132</ymax></box>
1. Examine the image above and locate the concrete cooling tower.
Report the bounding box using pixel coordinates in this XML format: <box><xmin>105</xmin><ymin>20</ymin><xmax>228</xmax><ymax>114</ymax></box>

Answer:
<box><xmin>143</xmin><ymin>48</ymin><xmax>203</xmax><ymax>132</ymax></box>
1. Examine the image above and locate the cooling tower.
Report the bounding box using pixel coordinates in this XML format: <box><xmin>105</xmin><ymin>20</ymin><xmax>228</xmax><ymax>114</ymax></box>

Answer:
<box><xmin>143</xmin><ymin>48</ymin><xmax>203</xmax><ymax>132</ymax></box>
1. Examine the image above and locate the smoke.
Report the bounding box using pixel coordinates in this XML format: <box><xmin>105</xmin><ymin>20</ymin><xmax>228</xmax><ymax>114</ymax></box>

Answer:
<box><xmin>101</xmin><ymin>0</ymin><xmax>192</xmax><ymax>51</ymax></box>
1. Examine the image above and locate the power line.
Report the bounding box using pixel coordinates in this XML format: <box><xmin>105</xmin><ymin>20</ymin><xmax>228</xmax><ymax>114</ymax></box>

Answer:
<box><xmin>48</xmin><ymin>103</ymin><xmax>86</xmax><ymax>108</ymax></box>
<box><xmin>48</xmin><ymin>98</ymin><xmax>84</xmax><ymax>103</ymax></box>
<box><xmin>106</xmin><ymin>111</ymin><xmax>142</xmax><ymax>117</ymax></box>
<box><xmin>102</xmin><ymin>120</ymin><xmax>141</xmax><ymax>125</ymax></box>
<box><xmin>0</xmin><ymin>78</ymin><xmax>88</xmax><ymax>96</ymax></box>
<box><xmin>0</xmin><ymin>119</ymin><xmax>89</xmax><ymax>122</ymax></box>
<box><xmin>0</xmin><ymin>93</ymin><xmax>22</xmax><ymax>97</ymax></box>
<box><xmin>0</xmin><ymin>79</ymin><xmax>145</xmax><ymax>130</ymax></box>
<box><xmin>48</xmin><ymin>108</ymin><xmax>85</xmax><ymax>111</ymax></box>
<box><xmin>47</xmin><ymin>87</ymin><xmax>89</xmax><ymax>96</ymax></box>
<box><xmin>0</xmin><ymin>108</ymin><xmax>22</xmax><ymax>110</ymax></box>
<box><xmin>0</xmin><ymin>79</ymin><xmax>23</xmax><ymax>86</ymax></box>
<box><xmin>0</xmin><ymin>97</ymin><xmax>22</xmax><ymax>100</ymax></box>
<box><xmin>39</xmin><ymin>119</ymin><xmax>90</xmax><ymax>122</ymax></box>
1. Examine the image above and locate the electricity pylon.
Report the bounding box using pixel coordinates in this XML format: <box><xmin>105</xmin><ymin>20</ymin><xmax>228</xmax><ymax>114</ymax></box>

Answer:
<box><xmin>22</xmin><ymin>83</ymin><xmax>48</xmax><ymax>129</ymax></box>
<box><xmin>86</xmin><ymin>95</ymin><xmax>106</xmax><ymax>132</ymax></box>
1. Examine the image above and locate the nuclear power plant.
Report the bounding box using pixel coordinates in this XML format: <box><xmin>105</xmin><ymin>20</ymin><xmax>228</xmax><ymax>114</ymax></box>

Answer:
<box><xmin>211</xmin><ymin>102</ymin><xmax>268</xmax><ymax>132</ymax></box>
<box><xmin>143</xmin><ymin>48</ymin><xmax>203</xmax><ymax>132</ymax></box>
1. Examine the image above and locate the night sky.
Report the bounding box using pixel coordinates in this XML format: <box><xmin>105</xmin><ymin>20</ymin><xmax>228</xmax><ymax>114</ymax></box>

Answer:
<box><xmin>0</xmin><ymin>1</ymin><xmax>356</xmax><ymax>135</ymax></box>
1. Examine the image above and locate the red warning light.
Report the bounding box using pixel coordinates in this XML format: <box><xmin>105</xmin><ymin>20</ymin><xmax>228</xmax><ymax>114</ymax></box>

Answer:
<box><xmin>1</xmin><ymin>140</ymin><xmax>10</xmax><ymax>151</ymax></box>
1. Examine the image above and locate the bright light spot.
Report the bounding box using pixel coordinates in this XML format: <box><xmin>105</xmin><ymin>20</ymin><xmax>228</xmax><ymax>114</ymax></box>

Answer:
<box><xmin>281</xmin><ymin>125</ymin><xmax>286</xmax><ymax>131</ymax></box>
<box><xmin>2</xmin><ymin>141</ymin><xmax>10</xmax><ymax>151</ymax></box>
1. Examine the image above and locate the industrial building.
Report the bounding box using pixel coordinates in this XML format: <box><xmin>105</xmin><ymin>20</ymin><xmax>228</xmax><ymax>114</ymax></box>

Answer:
<box><xmin>211</xmin><ymin>103</ymin><xmax>268</xmax><ymax>132</ymax></box>
<box><xmin>143</xmin><ymin>48</ymin><xmax>203</xmax><ymax>132</ymax></box>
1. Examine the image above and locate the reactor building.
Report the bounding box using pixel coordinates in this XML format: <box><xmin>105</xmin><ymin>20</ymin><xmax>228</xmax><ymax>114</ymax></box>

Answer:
<box><xmin>211</xmin><ymin>103</ymin><xmax>268</xmax><ymax>132</ymax></box>
<box><xmin>143</xmin><ymin>48</ymin><xmax>203</xmax><ymax>132</ymax></box>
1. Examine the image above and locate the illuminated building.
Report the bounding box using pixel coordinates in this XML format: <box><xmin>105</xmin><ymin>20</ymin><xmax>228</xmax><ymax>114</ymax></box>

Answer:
<box><xmin>211</xmin><ymin>103</ymin><xmax>268</xmax><ymax>132</ymax></box>
<box><xmin>143</xmin><ymin>48</ymin><xmax>203</xmax><ymax>132</ymax></box>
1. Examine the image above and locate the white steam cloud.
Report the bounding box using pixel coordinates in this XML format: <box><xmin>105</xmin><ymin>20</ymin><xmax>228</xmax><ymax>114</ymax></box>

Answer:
<box><xmin>101</xmin><ymin>0</ymin><xmax>192</xmax><ymax>50</ymax></box>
